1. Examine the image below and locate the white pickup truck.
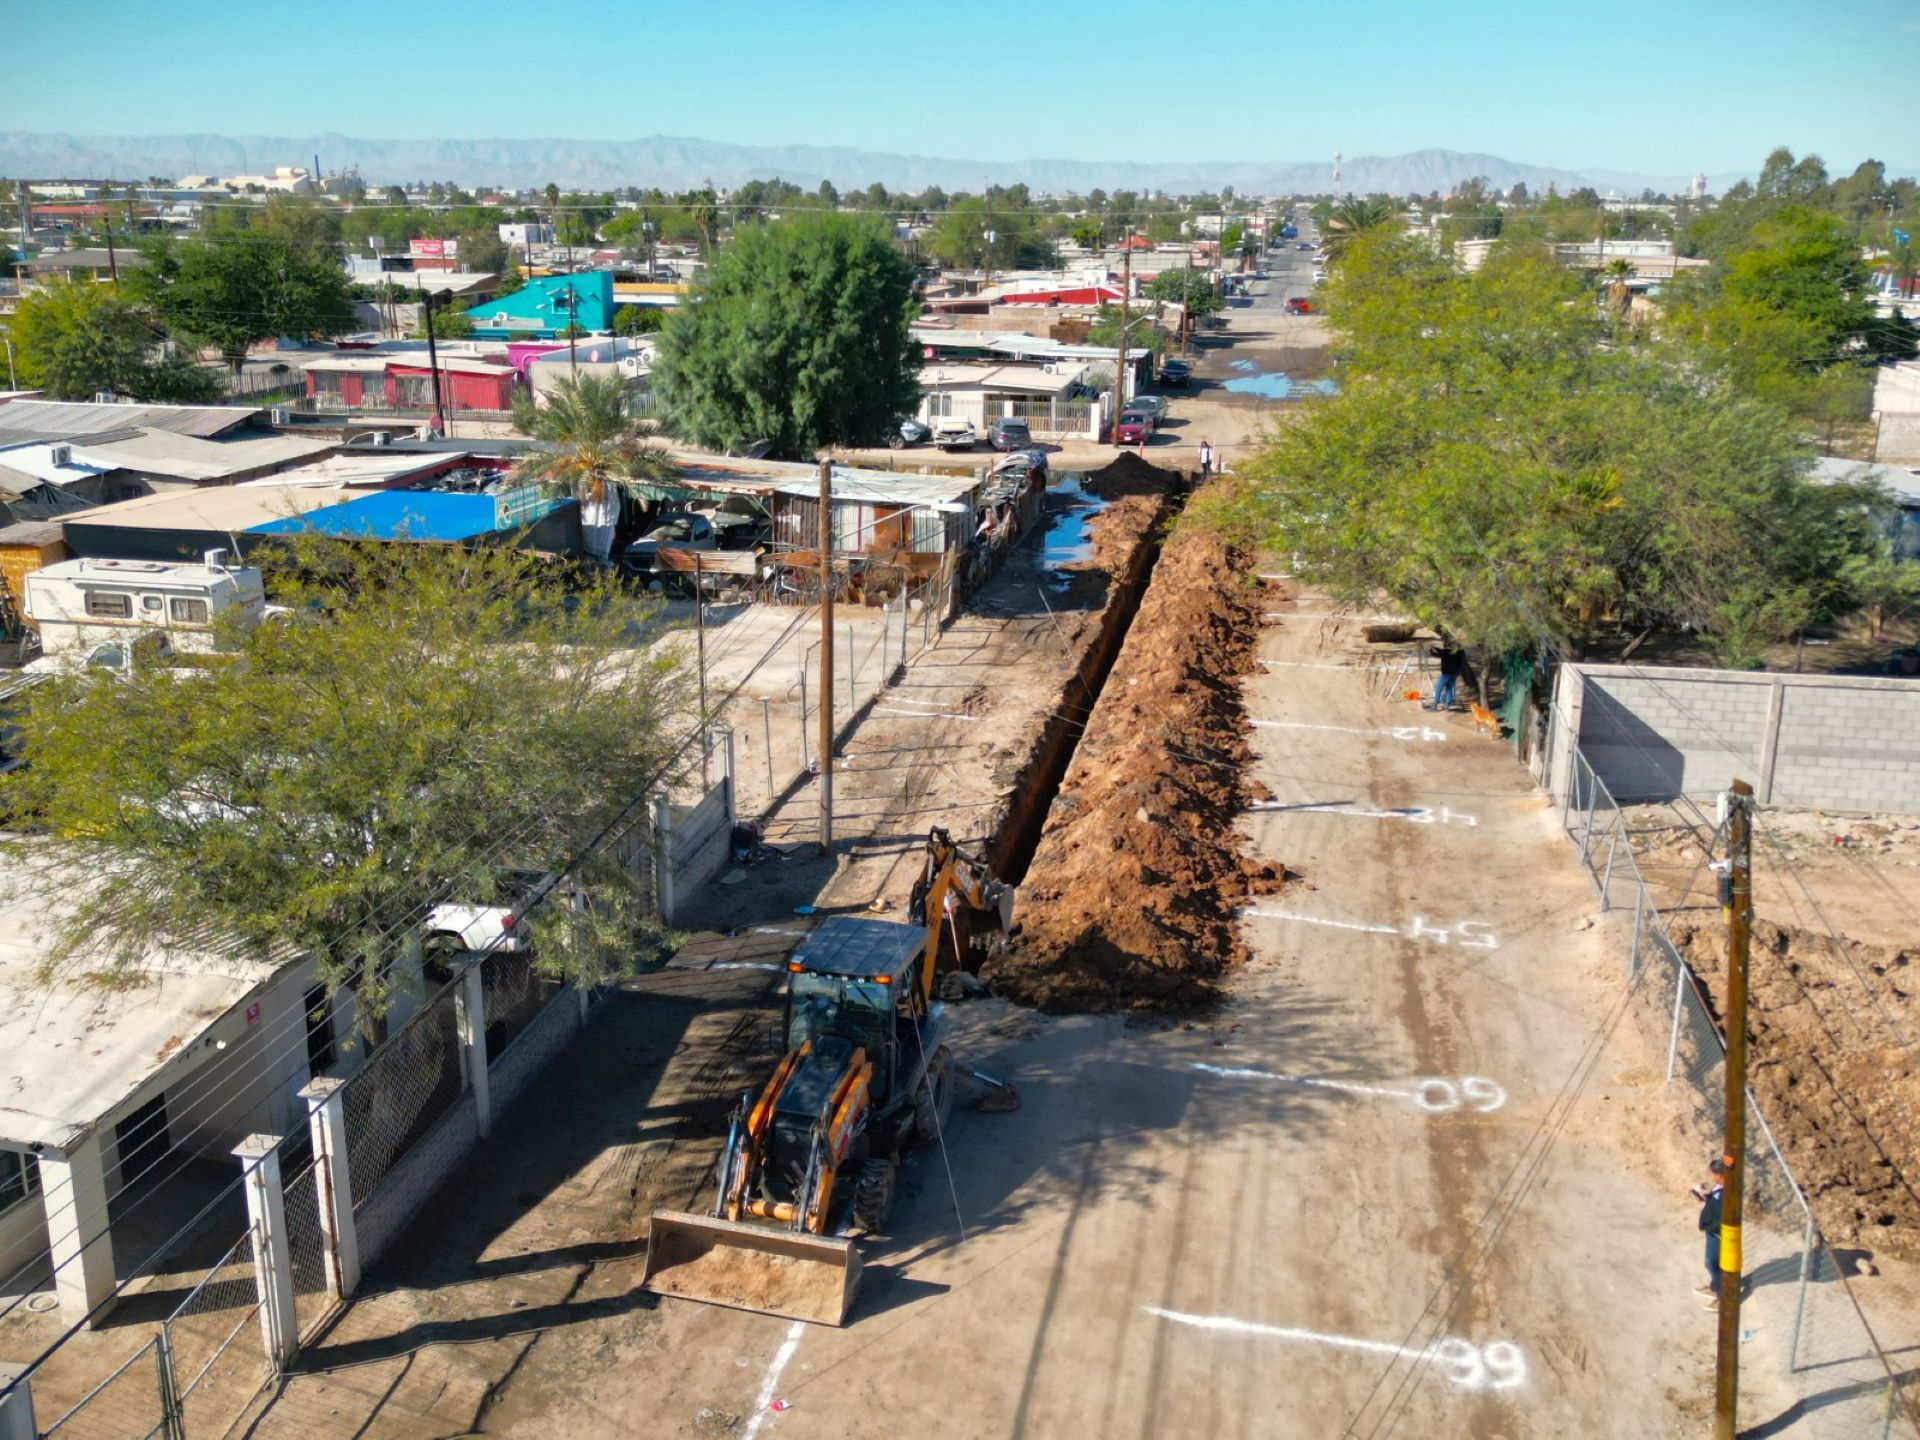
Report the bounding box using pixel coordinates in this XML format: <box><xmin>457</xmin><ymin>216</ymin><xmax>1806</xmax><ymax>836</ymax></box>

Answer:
<box><xmin>422</xmin><ymin>869</ymin><xmax>578</xmax><ymax>958</ymax></box>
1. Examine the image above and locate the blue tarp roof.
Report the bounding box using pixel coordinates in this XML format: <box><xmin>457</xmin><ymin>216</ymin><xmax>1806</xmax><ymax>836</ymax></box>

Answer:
<box><xmin>248</xmin><ymin>489</ymin><xmax>559</xmax><ymax>543</ymax></box>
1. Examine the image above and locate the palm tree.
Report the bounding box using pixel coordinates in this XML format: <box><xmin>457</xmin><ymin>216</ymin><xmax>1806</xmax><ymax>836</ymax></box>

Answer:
<box><xmin>1600</xmin><ymin>258</ymin><xmax>1634</xmax><ymax>316</ymax></box>
<box><xmin>510</xmin><ymin>374</ymin><xmax>676</xmax><ymax>563</ymax></box>
<box><xmin>1322</xmin><ymin>196</ymin><xmax>1399</xmax><ymax>262</ymax></box>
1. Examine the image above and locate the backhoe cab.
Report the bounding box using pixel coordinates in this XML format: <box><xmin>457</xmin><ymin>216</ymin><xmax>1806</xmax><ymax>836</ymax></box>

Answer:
<box><xmin>642</xmin><ymin>829</ymin><xmax>1014</xmax><ymax>1325</ymax></box>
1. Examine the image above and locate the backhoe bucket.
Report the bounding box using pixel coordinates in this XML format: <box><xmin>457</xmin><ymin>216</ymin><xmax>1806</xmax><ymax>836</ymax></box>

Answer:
<box><xmin>642</xmin><ymin>1210</ymin><xmax>862</xmax><ymax>1326</ymax></box>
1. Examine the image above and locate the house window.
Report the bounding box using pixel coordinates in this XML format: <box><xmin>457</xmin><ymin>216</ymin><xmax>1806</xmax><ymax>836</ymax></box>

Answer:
<box><xmin>304</xmin><ymin>984</ymin><xmax>336</xmax><ymax>1075</ymax></box>
<box><xmin>113</xmin><ymin>1093</ymin><xmax>170</xmax><ymax>1191</ymax></box>
<box><xmin>0</xmin><ymin>1151</ymin><xmax>40</xmax><ymax>1214</ymax></box>
<box><xmin>926</xmin><ymin>393</ymin><xmax>954</xmax><ymax>418</ymax></box>
<box><xmin>84</xmin><ymin>592</ymin><xmax>132</xmax><ymax>619</ymax></box>
<box><xmin>169</xmin><ymin>598</ymin><xmax>210</xmax><ymax>624</ymax></box>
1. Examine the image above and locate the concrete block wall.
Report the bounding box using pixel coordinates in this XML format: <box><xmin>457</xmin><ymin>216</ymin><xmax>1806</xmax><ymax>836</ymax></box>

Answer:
<box><xmin>1558</xmin><ymin>663</ymin><xmax>1920</xmax><ymax>813</ymax></box>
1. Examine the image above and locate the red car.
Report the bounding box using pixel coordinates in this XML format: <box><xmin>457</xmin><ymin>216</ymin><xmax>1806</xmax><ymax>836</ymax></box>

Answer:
<box><xmin>1285</xmin><ymin>297</ymin><xmax>1313</xmax><ymax>315</ymax></box>
<box><xmin>1115</xmin><ymin>415</ymin><xmax>1151</xmax><ymax>445</ymax></box>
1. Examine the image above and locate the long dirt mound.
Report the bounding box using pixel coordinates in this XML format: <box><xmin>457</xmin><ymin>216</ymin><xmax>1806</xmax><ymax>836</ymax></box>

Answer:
<box><xmin>1668</xmin><ymin>915</ymin><xmax>1920</xmax><ymax>1258</ymax></box>
<box><xmin>985</xmin><ymin>518</ymin><xmax>1284</xmax><ymax>1011</ymax></box>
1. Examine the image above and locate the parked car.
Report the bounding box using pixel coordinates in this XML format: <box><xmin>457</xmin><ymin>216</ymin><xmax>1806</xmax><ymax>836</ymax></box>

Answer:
<box><xmin>932</xmin><ymin>418</ymin><xmax>978</xmax><ymax>451</ymax></box>
<box><xmin>1296</xmin><ymin>242</ymin><xmax>1313</xmax><ymax>250</ymax></box>
<box><xmin>1115</xmin><ymin>412</ymin><xmax>1152</xmax><ymax>446</ymax></box>
<box><xmin>687</xmin><ymin>495</ymin><xmax>771</xmax><ymax>550</ymax></box>
<box><xmin>620</xmin><ymin>512</ymin><xmax>715</xmax><ymax>578</ymax></box>
<box><xmin>1158</xmin><ymin>358</ymin><xmax>1191</xmax><ymax>387</ymax></box>
<box><xmin>1285</xmin><ymin>297</ymin><xmax>1313</xmax><ymax>315</ymax></box>
<box><xmin>1131</xmin><ymin>395</ymin><xmax>1169</xmax><ymax>427</ymax></box>
<box><xmin>988</xmin><ymin>417</ymin><xmax>1034</xmax><ymax>452</ymax></box>
<box><xmin>891</xmin><ymin>418</ymin><xmax>931</xmax><ymax>449</ymax></box>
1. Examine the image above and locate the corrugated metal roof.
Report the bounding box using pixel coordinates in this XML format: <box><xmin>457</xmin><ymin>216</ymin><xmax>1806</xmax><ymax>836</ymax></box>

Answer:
<box><xmin>75</xmin><ymin>430</ymin><xmax>333</xmax><ymax>482</ymax></box>
<box><xmin>0</xmin><ymin>400</ymin><xmax>264</xmax><ymax>440</ymax></box>
<box><xmin>63</xmin><ymin>480</ymin><xmax>383</xmax><ymax>533</ymax></box>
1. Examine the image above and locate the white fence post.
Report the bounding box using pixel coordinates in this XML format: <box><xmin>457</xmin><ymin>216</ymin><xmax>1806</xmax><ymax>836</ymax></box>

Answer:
<box><xmin>1666</xmin><ymin>958</ymin><xmax>1687</xmax><ymax>1082</ymax></box>
<box><xmin>456</xmin><ymin>961</ymin><xmax>492</xmax><ymax>1139</ymax></box>
<box><xmin>0</xmin><ymin>1365</ymin><xmax>36</xmax><ymax>1440</ymax></box>
<box><xmin>300</xmin><ymin>1077</ymin><xmax>360</xmax><ymax>1302</ymax></box>
<box><xmin>232</xmin><ymin>1136</ymin><xmax>298</xmax><ymax>1369</ymax></box>
<box><xmin>652</xmin><ymin>790</ymin><xmax>675</xmax><ymax>925</ymax></box>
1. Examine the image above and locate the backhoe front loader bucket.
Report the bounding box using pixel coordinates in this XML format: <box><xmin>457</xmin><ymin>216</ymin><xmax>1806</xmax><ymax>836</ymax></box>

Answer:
<box><xmin>642</xmin><ymin>1210</ymin><xmax>863</xmax><ymax>1326</ymax></box>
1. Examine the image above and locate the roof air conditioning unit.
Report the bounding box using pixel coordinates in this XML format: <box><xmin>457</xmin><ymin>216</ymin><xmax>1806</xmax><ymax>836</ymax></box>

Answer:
<box><xmin>49</xmin><ymin>444</ymin><xmax>72</xmax><ymax>467</ymax></box>
<box><xmin>270</xmin><ymin>408</ymin><xmax>291</xmax><ymax>426</ymax></box>
<box><xmin>370</xmin><ymin>431</ymin><xmax>392</xmax><ymax>446</ymax></box>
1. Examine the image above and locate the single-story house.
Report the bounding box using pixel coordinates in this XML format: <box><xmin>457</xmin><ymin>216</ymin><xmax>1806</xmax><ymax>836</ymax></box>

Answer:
<box><xmin>917</xmin><ymin>361</ymin><xmax>1093</xmax><ymax>437</ymax></box>
<box><xmin>0</xmin><ymin>865</ymin><xmax>398</xmax><ymax>1325</ymax></box>
<box><xmin>464</xmin><ymin>272</ymin><xmax>617</xmax><ymax>340</ymax></box>
<box><xmin>300</xmin><ymin>351</ymin><xmax>520</xmax><ymax>415</ymax></box>
<box><xmin>13</xmin><ymin>248</ymin><xmax>148</xmax><ymax>292</ymax></box>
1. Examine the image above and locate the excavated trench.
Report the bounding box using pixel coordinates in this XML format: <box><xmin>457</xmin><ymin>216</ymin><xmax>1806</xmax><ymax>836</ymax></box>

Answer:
<box><xmin>979</xmin><ymin>455</ymin><xmax>1285</xmax><ymax>1012</ymax></box>
<box><xmin>985</xmin><ymin>461</ymin><xmax>1185</xmax><ymax>886</ymax></box>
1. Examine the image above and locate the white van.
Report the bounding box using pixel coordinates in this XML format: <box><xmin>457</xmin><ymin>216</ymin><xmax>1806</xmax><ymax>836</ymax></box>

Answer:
<box><xmin>22</xmin><ymin>552</ymin><xmax>269</xmax><ymax>659</ymax></box>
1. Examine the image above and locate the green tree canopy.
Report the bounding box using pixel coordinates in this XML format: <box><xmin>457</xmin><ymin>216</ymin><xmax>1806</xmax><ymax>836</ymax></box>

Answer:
<box><xmin>651</xmin><ymin>213</ymin><xmax>920</xmax><ymax>457</ymax></box>
<box><xmin>1145</xmin><ymin>266</ymin><xmax>1223</xmax><ymax>318</ymax></box>
<box><xmin>1193</xmin><ymin>232</ymin><xmax>1894</xmax><ymax>668</ymax></box>
<box><xmin>4</xmin><ymin>279</ymin><xmax>223</xmax><ymax>402</ymax></box>
<box><xmin>612</xmin><ymin>304</ymin><xmax>665</xmax><ymax>336</ymax></box>
<box><xmin>1</xmin><ymin>540</ymin><xmax>691</xmax><ymax>1012</ymax></box>
<box><xmin>131</xmin><ymin>234</ymin><xmax>358</xmax><ymax>372</ymax></box>
<box><xmin>1322</xmin><ymin>195</ymin><xmax>1399</xmax><ymax>261</ymax></box>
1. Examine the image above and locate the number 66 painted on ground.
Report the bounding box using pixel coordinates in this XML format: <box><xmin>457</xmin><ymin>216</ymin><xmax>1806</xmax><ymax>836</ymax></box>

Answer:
<box><xmin>1427</xmin><ymin>1337</ymin><xmax>1529</xmax><ymax>1389</ymax></box>
<box><xmin>1414</xmin><ymin>1076</ymin><xmax>1507</xmax><ymax>1113</ymax></box>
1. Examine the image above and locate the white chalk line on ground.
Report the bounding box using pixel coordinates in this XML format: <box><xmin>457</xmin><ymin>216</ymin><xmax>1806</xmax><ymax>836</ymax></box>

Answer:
<box><xmin>1246</xmin><ymin>800</ymin><xmax>1478</xmax><ymax>827</ymax></box>
<box><xmin>1142</xmin><ymin>1308</ymin><xmax>1527</xmax><ymax>1390</ymax></box>
<box><xmin>1242</xmin><ymin>907</ymin><xmax>1498</xmax><ymax>949</ymax></box>
<box><xmin>754</xmin><ymin>927</ymin><xmax>810</xmax><ymax>938</ymax></box>
<box><xmin>1257</xmin><ymin>659</ymin><xmax>1355</xmax><ymax>671</ymax></box>
<box><xmin>872</xmin><ymin>705</ymin><xmax>983</xmax><ymax>722</ymax></box>
<box><xmin>740</xmin><ymin>1320</ymin><xmax>806</xmax><ymax>1440</ymax></box>
<box><xmin>1251</xmin><ymin>719</ymin><xmax>1446</xmax><ymax>742</ymax></box>
<box><xmin>667</xmin><ymin>961</ymin><xmax>784</xmax><ymax>973</ymax></box>
<box><xmin>1189</xmin><ymin>1062</ymin><xmax>1506</xmax><ymax>1114</ymax></box>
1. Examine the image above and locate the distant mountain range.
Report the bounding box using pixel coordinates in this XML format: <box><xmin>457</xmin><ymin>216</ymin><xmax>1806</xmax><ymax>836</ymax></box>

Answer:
<box><xmin>1</xmin><ymin>131</ymin><xmax>1902</xmax><ymax>198</ymax></box>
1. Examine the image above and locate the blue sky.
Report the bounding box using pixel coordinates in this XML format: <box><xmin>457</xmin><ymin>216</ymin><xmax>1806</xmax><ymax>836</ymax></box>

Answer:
<box><xmin>4</xmin><ymin>0</ymin><xmax>1918</xmax><ymax>176</ymax></box>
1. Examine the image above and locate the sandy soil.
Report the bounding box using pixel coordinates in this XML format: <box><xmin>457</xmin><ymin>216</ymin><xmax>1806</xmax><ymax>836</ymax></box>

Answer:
<box><xmin>986</xmin><ymin>523</ymin><xmax>1283</xmax><ymax>1010</ymax></box>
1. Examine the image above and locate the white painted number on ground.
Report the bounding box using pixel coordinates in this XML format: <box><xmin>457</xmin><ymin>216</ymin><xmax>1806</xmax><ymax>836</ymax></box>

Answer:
<box><xmin>1243</xmin><ymin>908</ymin><xmax>1498</xmax><ymax>949</ymax></box>
<box><xmin>1415</xmin><ymin>1076</ymin><xmax>1508</xmax><ymax>1113</ymax></box>
<box><xmin>1407</xmin><ymin>915</ymin><xmax>1498</xmax><ymax>948</ymax></box>
<box><xmin>1143</xmin><ymin>1307</ymin><xmax>1527</xmax><ymax>1391</ymax></box>
<box><xmin>1192</xmin><ymin>1063</ymin><xmax>1506</xmax><ymax>1115</ymax></box>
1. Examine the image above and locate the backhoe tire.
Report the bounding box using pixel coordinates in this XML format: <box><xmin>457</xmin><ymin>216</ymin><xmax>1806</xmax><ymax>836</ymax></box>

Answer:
<box><xmin>912</xmin><ymin>1045</ymin><xmax>955</xmax><ymax>1148</ymax></box>
<box><xmin>850</xmin><ymin>1157</ymin><xmax>897</xmax><ymax>1235</ymax></box>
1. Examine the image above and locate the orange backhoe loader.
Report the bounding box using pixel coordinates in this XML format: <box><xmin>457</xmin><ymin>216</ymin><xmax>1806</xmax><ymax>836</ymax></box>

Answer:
<box><xmin>641</xmin><ymin>829</ymin><xmax>1016</xmax><ymax>1325</ymax></box>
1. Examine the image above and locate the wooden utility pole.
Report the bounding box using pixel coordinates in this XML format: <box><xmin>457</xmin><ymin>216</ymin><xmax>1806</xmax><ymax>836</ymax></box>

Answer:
<box><xmin>817</xmin><ymin>457</ymin><xmax>835</xmax><ymax>855</ymax></box>
<box><xmin>1713</xmin><ymin>777</ymin><xmax>1754</xmax><ymax>1439</ymax></box>
<box><xmin>416</xmin><ymin>274</ymin><xmax>445</xmax><ymax>433</ymax></box>
<box><xmin>1111</xmin><ymin>236</ymin><xmax>1132</xmax><ymax>445</ymax></box>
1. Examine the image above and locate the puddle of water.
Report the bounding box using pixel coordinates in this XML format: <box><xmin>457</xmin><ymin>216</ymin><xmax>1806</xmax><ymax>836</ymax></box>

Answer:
<box><xmin>1222</xmin><ymin>371</ymin><xmax>1339</xmax><ymax>399</ymax></box>
<box><xmin>1041</xmin><ymin>474</ymin><xmax>1104</xmax><ymax>574</ymax></box>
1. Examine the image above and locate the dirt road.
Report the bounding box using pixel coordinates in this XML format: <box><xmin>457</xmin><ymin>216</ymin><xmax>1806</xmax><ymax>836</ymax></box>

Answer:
<box><xmin>452</xmin><ymin>603</ymin><xmax>1721</xmax><ymax>1440</ymax></box>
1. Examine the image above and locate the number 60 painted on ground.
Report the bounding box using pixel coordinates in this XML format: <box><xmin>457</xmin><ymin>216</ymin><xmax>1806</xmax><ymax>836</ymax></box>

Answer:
<box><xmin>1414</xmin><ymin>1076</ymin><xmax>1507</xmax><ymax>1113</ymax></box>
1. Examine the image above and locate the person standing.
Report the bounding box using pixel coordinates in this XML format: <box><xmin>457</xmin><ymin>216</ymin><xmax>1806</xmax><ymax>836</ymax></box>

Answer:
<box><xmin>1429</xmin><ymin>641</ymin><xmax>1466</xmax><ymax>711</ymax></box>
<box><xmin>1691</xmin><ymin>1158</ymin><xmax>1728</xmax><ymax>1308</ymax></box>
<box><xmin>1198</xmin><ymin>438</ymin><xmax>1214</xmax><ymax>479</ymax></box>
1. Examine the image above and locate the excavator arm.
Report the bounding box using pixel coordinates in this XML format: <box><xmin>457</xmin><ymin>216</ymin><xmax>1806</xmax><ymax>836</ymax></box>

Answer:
<box><xmin>907</xmin><ymin>827</ymin><xmax>1015</xmax><ymax>1005</ymax></box>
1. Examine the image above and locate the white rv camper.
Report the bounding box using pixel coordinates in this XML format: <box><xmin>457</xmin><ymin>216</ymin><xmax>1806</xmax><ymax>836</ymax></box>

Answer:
<box><xmin>22</xmin><ymin>552</ymin><xmax>269</xmax><ymax>660</ymax></box>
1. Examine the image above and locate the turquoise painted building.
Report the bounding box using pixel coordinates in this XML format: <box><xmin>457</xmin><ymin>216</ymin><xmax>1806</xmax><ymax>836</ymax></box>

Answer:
<box><xmin>463</xmin><ymin>272</ymin><xmax>616</xmax><ymax>339</ymax></box>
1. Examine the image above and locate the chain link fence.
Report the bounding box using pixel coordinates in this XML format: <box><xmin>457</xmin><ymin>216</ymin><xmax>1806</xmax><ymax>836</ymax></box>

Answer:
<box><xmin>341</xmin><ymin>979</ymin><xmax>465</xmax><ymax>1212</ymax></box>
<box><xmin>482</xmin><ymin>952</ymin><xmax>561</xmax><ymax>1057</ymax></box>
<box><xmin>36</xmin><ymin>1336</ymin><xmax>167</xmax><ymax>1440</ymax></box>
<box><xmin>164</xmin><ymin>1226</ymin><xmax>268</xmax><ymax>1440</ymax></box>
<box><xmin>281</xmin><ymin>1154</ymin><xmax>336</xmax><ymax>1343</ymax></box>
<box><xmin>1554</xmin><ymin>725</ymin><xmax>1919</xmax><ymax>1438</ymax></box>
